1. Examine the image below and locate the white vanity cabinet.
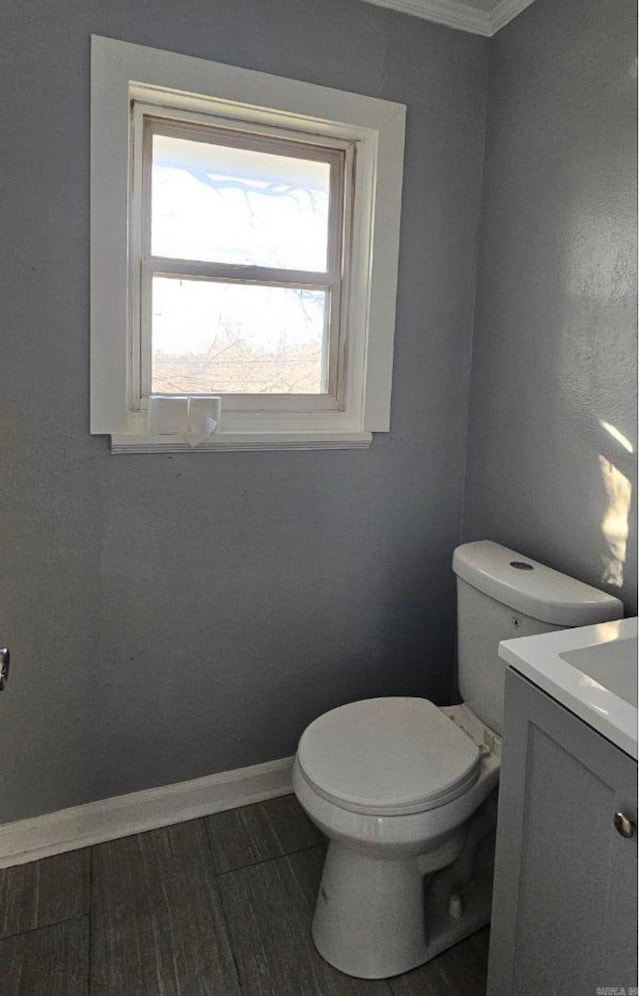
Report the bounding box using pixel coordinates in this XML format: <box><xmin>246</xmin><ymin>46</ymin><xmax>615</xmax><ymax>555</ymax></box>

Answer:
<box><xmin>487</xmin><ymin>667</ymin><xmax>638</xmax><ymax>995</ymax></box>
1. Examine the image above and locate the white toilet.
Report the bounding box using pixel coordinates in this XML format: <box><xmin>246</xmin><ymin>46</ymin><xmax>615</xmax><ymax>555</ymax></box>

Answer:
<box><xmin>292</xmin><ymin>540</ymin><xmax>624</xmax><ymax>980</ymax></box>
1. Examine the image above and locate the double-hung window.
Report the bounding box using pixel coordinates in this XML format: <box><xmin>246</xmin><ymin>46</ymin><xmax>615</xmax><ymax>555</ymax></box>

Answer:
<box><xmin>137</xmin><ymin>112</ymin><xmax>348</xmax><ymax>407</ymax></box>
<box><xmin>90</xmin><ymin>37</ymin><xmax>406</xmax><ymax>451</ymax></box>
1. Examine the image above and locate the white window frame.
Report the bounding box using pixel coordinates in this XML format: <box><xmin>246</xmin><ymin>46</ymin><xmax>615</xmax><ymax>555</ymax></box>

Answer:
<box><xmin>90</xmin><ymin>36</ymin><xmax>406</xmax><ymax>452</ymax></box>
<box><xmin>134</xmin><ymin>108</ymin><xmax>349</xmax><ymax>413</ymax></box>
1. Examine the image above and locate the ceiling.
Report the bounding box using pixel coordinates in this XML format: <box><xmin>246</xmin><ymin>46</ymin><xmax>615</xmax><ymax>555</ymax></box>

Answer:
<box><xmin>361</xmin><ymin>0</ymin><xmax>536</xmax><ymax>37</ymax></box>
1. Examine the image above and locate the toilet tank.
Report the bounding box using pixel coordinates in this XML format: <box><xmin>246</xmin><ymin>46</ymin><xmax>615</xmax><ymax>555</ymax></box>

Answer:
<box><xmin>452</xmin><ymin>541</ymin><xmax>624</xmax><ymax>735</ymax></box>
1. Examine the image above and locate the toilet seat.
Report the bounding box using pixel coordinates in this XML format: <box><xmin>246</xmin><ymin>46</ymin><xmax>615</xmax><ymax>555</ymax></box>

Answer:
<box><xmin>296</xmin><ymin>697</ymin><xmax>480</xmax><ymax>816</ymax></box>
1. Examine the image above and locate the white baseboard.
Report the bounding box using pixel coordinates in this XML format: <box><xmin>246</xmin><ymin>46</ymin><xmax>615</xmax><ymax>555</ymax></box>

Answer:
<box><xmin>0</xmin><ymin>756</ymin><xmax>294</xmax><ymax>869</ymax></box>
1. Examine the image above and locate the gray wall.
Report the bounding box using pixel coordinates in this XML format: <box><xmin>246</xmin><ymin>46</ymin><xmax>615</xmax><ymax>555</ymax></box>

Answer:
<box><xmin>0</xmin><ymin>1</ymin><xmax>488</xmax><ymax>822</ymax></box>
<box><xmin>464</xmin><ymin>0</ymin><xmax>638</xmax><ymax>613</ymax></box>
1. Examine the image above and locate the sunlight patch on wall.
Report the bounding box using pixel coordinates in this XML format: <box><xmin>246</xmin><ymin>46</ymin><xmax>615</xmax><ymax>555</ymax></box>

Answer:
<box><xmin>599</xmin><ymin>419</ymin><xmax>634</xmax><ymax>454</ymax></box>
<box><xmin>598</xmin><ymin>454</ymin><xmax>631</xmax><ymax>588</ymax></box>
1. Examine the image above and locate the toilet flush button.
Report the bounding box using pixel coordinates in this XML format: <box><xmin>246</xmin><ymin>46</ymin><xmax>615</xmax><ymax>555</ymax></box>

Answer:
<box><xmin>614</xmin><ymin>812</ymin><xmax>634</xmax><ymax>839</ymax></box>
<box><xmin>0</xmin><ymin>647</ymin><xmax>9</xmax><ymax>691</ymax></box>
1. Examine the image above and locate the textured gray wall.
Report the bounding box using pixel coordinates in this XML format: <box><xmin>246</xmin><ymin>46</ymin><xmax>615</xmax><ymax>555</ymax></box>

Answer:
<box><xmin>464</xmin><ymin>0</ymin><xmax>638</xmax><ymax>613</ymax></box>
<box><xmin>0</xmin><ymin>1</ymin><xmax>488</xmax><ymax>822</ymax></box>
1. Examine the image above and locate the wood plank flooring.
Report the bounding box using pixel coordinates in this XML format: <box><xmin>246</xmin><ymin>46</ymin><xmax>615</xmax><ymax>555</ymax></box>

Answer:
<box><xmin>0</xmin><ymin>795</ymin><xmax>489</xmax><ymax>995</ymax></box>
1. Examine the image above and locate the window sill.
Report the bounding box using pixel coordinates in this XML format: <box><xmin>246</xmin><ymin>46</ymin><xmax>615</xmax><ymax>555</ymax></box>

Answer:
<box><xmin>109</xmin><ymin>430</ymin><xmax>373</xmax><ymax>453</ymax></box>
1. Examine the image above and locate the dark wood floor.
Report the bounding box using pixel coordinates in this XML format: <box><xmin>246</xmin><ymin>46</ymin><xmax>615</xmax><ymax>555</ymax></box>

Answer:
<box><xmin>0</xmin><ymin>794</ymin><xmax>489</xmax><ymax>995</ymax></box>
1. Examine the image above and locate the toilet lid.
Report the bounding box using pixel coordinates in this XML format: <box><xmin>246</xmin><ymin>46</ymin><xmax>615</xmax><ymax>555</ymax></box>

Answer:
<box><xmin>296</xmin><ymin>697</ymin><xmax>480</xmax><ymax>816</ymax></box>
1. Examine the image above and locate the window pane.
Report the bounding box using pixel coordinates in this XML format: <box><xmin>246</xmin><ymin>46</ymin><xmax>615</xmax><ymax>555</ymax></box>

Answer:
<box><xmin>151</xmin><ymin>133</ymin><xmax>332</xmax><ymax>271</ymax></box>
<box><xmin>151</xmin><ymin>277</ymin><xmax>328</xmax><ymax>395</ymax></box>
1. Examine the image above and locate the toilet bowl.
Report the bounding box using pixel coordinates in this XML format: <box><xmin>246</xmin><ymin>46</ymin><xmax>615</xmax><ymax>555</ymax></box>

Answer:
<box><xmin>293</xmin><ymin>697</ymin><xmax>500</xmax><ymax>979</ymax></box>
<box><xmin>293</xmin><ymin>541</ymin><xmax>624</xmax><ymax>980</ymax></box>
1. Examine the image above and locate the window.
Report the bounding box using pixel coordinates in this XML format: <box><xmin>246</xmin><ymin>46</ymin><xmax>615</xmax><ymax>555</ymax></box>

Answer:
<box><xmin>90</xmin><ymin>37</ymin><xmax>406</xmax><ymax>451</ymax></box>
<box><xmin>139</xmin><ymin>114</ymin><xmax>347</xmax><ymax>404</ymax></box>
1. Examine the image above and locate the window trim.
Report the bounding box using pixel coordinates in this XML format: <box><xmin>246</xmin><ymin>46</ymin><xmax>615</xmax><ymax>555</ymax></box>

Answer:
<box><xmin>90</xmin><ymin>36</ymin><xmax>406</xmax><ymax>451</ymax></box>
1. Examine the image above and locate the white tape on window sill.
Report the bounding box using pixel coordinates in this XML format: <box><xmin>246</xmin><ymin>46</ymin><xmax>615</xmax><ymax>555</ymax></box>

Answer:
<box><xmin>147</xmin><ymin>395</ymin><xmax>221</xmax><ymax>447</ymax></box>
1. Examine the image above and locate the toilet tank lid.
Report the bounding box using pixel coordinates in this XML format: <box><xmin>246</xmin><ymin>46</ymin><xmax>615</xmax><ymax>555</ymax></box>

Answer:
<box><xmin>452</xmin><ymin>541</ymin><xmax>624</xmax><ymax>627</ymax></box>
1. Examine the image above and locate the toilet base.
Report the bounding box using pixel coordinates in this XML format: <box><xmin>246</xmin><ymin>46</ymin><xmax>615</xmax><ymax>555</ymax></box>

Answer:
<box><xmin>312</xmin><ymin>842</ymin><xmax>431</xmax><ymax>979</ymax></box>
<box><xmin>311</xmin><ymin>804</ymin><xmax>497</xmax><ymax>979</ymax></box>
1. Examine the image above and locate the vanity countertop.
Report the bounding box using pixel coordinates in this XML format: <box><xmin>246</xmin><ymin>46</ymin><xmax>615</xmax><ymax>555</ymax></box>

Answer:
<box><xmin>499</xmin><ymin>617</ymin><xmax>638</xmax><ymax>759</ymax></box>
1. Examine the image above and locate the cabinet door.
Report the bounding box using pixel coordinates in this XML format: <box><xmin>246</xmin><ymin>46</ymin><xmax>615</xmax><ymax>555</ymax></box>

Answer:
<box><xmin>487</xmin><ymin>669</ymin><xmax>637</xmax><ymax>996</ymax></box>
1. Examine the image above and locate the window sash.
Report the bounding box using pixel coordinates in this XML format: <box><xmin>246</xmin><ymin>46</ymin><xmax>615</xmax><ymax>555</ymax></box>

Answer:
<box><xmin>131</xmin><ymin>109</ymin><xmax>350</xmax><ymax>412</ymax></box>
<box><xmin>140</xmin><ymin>270</ymin><xmax>337</xmax><ymax>410</ymax></box>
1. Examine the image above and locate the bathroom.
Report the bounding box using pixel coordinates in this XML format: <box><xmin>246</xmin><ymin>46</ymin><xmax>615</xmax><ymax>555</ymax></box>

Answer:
<box><xmin>0</xmin><ymin>0</ymin><xmax>637</xmax><ymax>991</ymax></box>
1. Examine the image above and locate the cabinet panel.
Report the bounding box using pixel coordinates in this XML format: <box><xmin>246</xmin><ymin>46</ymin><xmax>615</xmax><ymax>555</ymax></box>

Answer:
<box><xmin>601</xmin><ymin>786</ymin><xmax>639</xmax><ymax>986</ymax></box>
<box><xmin>488</xmin><ymin>669</ymin><xmax>637</xmax><ymax>996</ymax></box>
